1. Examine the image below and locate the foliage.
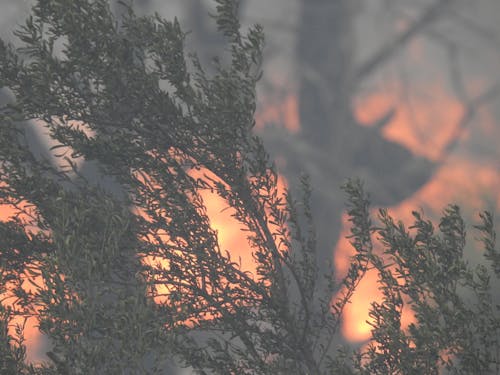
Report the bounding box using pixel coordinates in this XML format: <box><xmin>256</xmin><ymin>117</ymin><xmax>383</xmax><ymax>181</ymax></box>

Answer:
<box><xmin>0</xmin><ymin>1</ymin><xmax>499</xmax><ymax>374</ymax></box>
<box><xmin>343</xmin><ymin>182</ymin><xmax>500</xmax><ymax>375</ymax></box>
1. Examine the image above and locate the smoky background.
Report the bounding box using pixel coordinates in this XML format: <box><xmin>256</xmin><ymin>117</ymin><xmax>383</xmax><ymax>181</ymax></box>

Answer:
<box><xmin>1</xmin><ymin>0</ymin><xmax>499</xmax><ymax>372</ymax></box>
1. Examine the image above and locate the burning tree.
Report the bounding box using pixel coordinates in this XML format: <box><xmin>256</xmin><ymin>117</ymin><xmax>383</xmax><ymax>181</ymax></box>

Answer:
<box><xmin>0</xmin><ymin>0</ymin><xmax>499</xmax><ymax>374</ymax></box>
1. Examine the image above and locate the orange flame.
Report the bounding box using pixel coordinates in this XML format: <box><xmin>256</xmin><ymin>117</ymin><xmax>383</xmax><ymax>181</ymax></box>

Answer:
<box><xmin>0</xmin><ymin>199</ymin><xmax>47</xmax><ymax>363</ymax></box>
<box><xmin>355</xmin><ymin>83</ymin><xmax>464</xmax><ymax>161</ymax></box>
<box><xmin>1</xmin><ymin>72</ymin><xmax>498</xmax><ymax>364</ymax></box>
<box><xmin>337</xmin><ymin>81</ymin><xmax>499</xmax><ymax>343</ymax></box>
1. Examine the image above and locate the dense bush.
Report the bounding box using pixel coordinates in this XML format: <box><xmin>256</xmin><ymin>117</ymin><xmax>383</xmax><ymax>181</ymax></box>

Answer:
<box><xmin>0</xmin><ymin>1</ymin><xmax>498</xmax><ymax>373</ymax></box>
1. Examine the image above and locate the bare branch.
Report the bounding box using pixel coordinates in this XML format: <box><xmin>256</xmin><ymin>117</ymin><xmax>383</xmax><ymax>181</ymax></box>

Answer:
<box><xmin>354</xmin><ymin>0</ymin><xmax>456</xmax><ymax>85</ymax></box>
<box><xmin>438</xmin><ymin>82</ymin><xmax>500</xmax><ymax>161</ymax></box>
<box><xmin>448</xmin><ymin>8</ymin><xmax>500</xmax><ymax>51</ymax></box>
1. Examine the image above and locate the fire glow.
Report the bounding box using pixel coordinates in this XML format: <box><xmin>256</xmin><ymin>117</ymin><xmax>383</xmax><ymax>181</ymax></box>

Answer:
<box><xmin>1</xmin><ymin>81</ymin><xmax>498</xmax><ymax>363</ymax></box>
<box><xmin>0</xmin><ymin>204</ymin><xmax>47</xmax><ymax>362</ymax></box>
<box><xmin>335</xmin><ymin>83</ymin><xmax>500</xmax><ymax>343</ymax></box>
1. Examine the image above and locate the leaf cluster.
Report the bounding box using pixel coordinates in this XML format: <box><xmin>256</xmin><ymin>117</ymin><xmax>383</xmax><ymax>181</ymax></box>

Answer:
<box><xmin>0</xmin><ymin>1</ymin><xmax>498</xmax><ymax>374</ymax></box>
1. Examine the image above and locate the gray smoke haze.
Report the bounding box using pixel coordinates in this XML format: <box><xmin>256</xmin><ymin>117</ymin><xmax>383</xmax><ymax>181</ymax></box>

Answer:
<box><xmin>1</xmin><ymin>0</ymin><xmax>499</xmax><ymax>372</ymax></box>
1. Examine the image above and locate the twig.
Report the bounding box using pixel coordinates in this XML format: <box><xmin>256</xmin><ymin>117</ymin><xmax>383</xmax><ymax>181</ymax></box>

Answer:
<box><xmin>354</xmin><ymin>0</ymin><xmax>456</xmax><ymax>85</ymax></box>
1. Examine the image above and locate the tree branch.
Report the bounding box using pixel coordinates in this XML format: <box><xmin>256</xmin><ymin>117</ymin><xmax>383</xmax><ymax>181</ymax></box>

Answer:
<box><xmin>354</xmin><ymin>0</ymin><xmax>456</xmax><ymax>85</ymax></box>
